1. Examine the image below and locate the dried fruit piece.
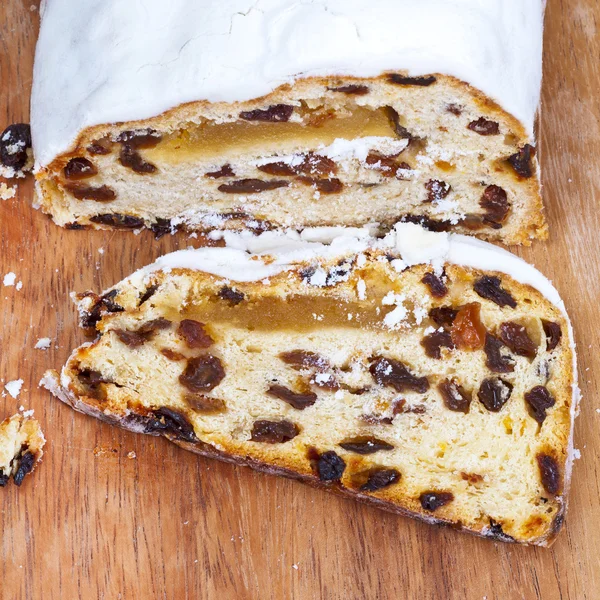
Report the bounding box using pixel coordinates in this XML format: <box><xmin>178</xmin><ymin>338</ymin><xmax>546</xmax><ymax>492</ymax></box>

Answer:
<box><xmin>297</xmin><ymin>177</ymin><xmax>343</xmax><ymax>194</ymax></box>
<box><xmin>360</xmin><ymin>468</ymin><xmax>401</xmax><ymax>492</ymax></box>
<box><xmin>365</xmin><ymin>152</ymin><xmax>410</xmax><ymax>177</ymax></box>
<box><xmin>438</xmin><ymin>380</ymin><xmax>471</xmax><ymax>413</ymax></box>
<box><xmin>525</xmin><ymin>386</ymin><xmax>556</xmax><ymax>424</ymax></box>
<box><xmin>239</xmin><ymin>104</ymin><xmax>294</xmax><ymax>122</ymax></box>
<box><xmin>87</xmin><ymin>138</ymin><xmax>112</xmax><ymax>155</ymax></box>
<box><xmin>0</xmin><ymin>123</ymin><xmax>31</xmax><ymax>170</ymax></box>
<box><xmin>421</xmin><ymin>330</ymin><xmax>454</xmax><ymax>359</ymax></box>
<box><xmin>446</xmin><ymin>104</ymin><xmax>463</xmax><ymax>116</ymax></box>
<box><xmin>218</xmin><ymin>179</ymin><xmax>289</xmax><ymax>194</ymax></box>
<box><xmin>161</xmin><ymin>348</ymin><xmax>185</xmax><ymax>361</ymax></box>
<box><xmin>65</xmin><ymin>184</ymin><xmax>117</xmax><ymax>202</ymax></box>
<box><xmin>64</xmin><ymin>157</ymin><xmax>98</xmax><ymax>180</ymax></box>
<box><xmin>267</xmin><ymin>384</ymin><xmax>318</xmax><ymax>410</ymax></box>
<box><xmin>420</xmin><ymin>491</ymin><xmax>454</xmax><ymax>511</ymax></box>
<box><xmin>150</xmin><ymin>218</ymin><xmax>173</xmax><ymax>240</ymax></box>
<box><xmin>317</xmin><ymin>451</ymin><xmax>346</xmax><ymax>481</ymax></box>
<box><xmin>474</xmin><ymin>276</ymin><xmax>517</xmax><ymax>308</ymax></box>
<box><xmin>297</xmin><ymin>153</ymin><xmax>338</xmax><ymax>177</ymax></box>
<box><xmin>370</xmin><ymin>357</ymin><xmax>429</xmax><ymax>394</ymax></box>
<box><xmin>385</xmin><ymin>106</ymin><xmax>413</xmax><ymax>139</ymax></box>
<box><xmin>421</xmin><ymin>272</ymin><xmax>448</xmax><ymax>298</ymax></box>
<box><xmin>12</xmin><ymin>452</ymin><xmax>36</xmax><ymax>487</ymax></box>
<box><xmin>425</xmin><ymin>179</ymin><xmax>451</xmax><ymax>202</ymax></box>
<box><xmin>499</xmin><ymin>322</ymin><xmax>538</xmax><ymax>358</ymax></box>
<box><xmin>468</xmin><ymin>118</ymin><xmax>500</xmax><ymax>136</ymax></box>
<box><xmin>451</xmin><ymin>302</ymin><xmax>486</xmax><ymax>351</ymax></box>
<box><xmin>251</xmin><ymin>420</ymin><xmax>299</xmax><ymax>443</ymax></box>
<box><xmin>400</xmin><ymin>214</ymin><xmax>452</xmax><ymax>232</ymax></box>
<box><xmin>257</xmin><ymin>162</ymin><xmax>296</xmax><ymax>176</ymax></box>
<box><xmin>339</xmin><ymin>437</ymin><xmax>394</xmax><ymax>455</ymax></box>
<box><xmin>537</xmin><ymin>453</ymin><xmax>560</xmax><ymax>495</ymax></box>
<box><xmin>177</xmin><ymin>320</ymin><xmax>214</xmax><ymax>349</ymax></box>
<box><xmin>113</xmin><ymin>318</ymin><xmax>171</xmax><ymax>348</ymax></box>
<box><xmin>185</xmin><ymin>393</ymin><xmax>226</xmax><ymax>414</ymax></box>
<box><xmin>542</xmin><ymin>320</ymin><xmax>562</xmax><ymax>351</ymax></box>
<box><xmin>484</xmin><ymin>334</ymin><xmax>514</xmax><ymax>373</ymax></box>
<box><xmin>480</xmin><ymin>185</ymin><xmax>510</xmax><ymax>225</ymax></box>
<box><xmin>206</xmin><ymin>164</ymin><xmax>235</xmax><ymax>178</ymax></box>
<box><xmin>508</xmin><ymin>144</ymin><xmax>535</xmax><ymax>178</ymax></box>
<box><xmin>429</xmin><ymin>306</ymin><xmax>458</xmax><ymax>328</ymax></box>
<box><xmin>328</xmin><ymin>84</ymin><xmax>370</xmax><ymax>95</ymax></box>
<box><xmin>218</xmin><ymin>286</ymin><xmax>245</xmax><ymax>305</ymax></box>
<box><xmin>77</xmin><ymin>369</ymin><xmax>110</xmax><ymax>387</ymax></box>
<box><xmin>280</xmin><ymin>350</ymin><xmax>330</xmax><ymax>372</ymax></box>
<box><xmin>179</xmin><ymin>355</ymin><xmax>226</xmax><ymax>392</ymax></box>
<box><xmin>119</xmin><ymin>144</ymin><xmax>157</xmax><ymax>173</ymax></box>
<box><xmin>143</xmin><ymin>407</ymin><xmax>197</xmax><ymax>443</ymax></box>
<box><xmin>387</xmin><ymin>74</ymin><xmax>436</xmax><ymax>86</ymax></box>
<box><xmin>478</xmin><ymin>378</ymin><xmax>513</xmax><ymax>412</ymax></box>
<box><xmin>116</xmin><ymin>129</ymin><xmax>162</xmax><ymax>148</ymax></box>
<box><xmin>90</xmin><ymin>213</ymin><xmax>144</xmax><ymax>228</ymax></box>
<box><xmin>461</xmin><ymin>472</ymin><xmax>483</xmax><ymax>484</ymax></box>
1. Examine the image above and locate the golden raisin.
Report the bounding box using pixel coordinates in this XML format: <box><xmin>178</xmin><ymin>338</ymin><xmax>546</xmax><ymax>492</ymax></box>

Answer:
<box><xmin>450</xmin><ymin>303</ymin><xmax>487</xmax><ymax>351</ymax></box>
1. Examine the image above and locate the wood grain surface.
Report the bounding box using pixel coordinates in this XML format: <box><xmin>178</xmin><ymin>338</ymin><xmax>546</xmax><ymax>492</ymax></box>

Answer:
<box><xmin>1</xmin><ymin>1</ymin><xmax>599</xmax><ymax>598</ymax></box>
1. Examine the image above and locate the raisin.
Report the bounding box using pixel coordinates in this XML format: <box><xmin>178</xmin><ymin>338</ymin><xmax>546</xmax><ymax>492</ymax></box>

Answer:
<box><xmin>480</xmin><ymin>185</ymin><xmax>510</xmax><ymax>225</ymax></box>
<box><xmin>525</xmin><ymin>386</ymin><xmax>556</xmax><ymax>424</ymax></box>
<box><xmin>446</xmin><ymin>104</ymin><xmax>463</xmax><ymax>116</ymax></box>
<box><xmin>257</xmin><ymin>162</ymin><xmax>296</xmax><ymax>176</ymax></box>
<box><xmin>218</xmin><ymin>286</ymin><xmax>245</xmax><ymax>305</ymax></box>
<box><xmin>251</xmin><ymin>420</ymin><xmax>299</xmax><ymax>443</ymax></box>
<box><xmin>421</xmin><ymin>330</ymin><xmax>454</xmax><ymax>359</ymax></box>
<box><xmin>0</xmin><ymin>472</ymin><xmax>9</xmax><ymax>486</ymax></box>
<box><xmin>206</xmin><ymin>164</ymin><xmax>235</xmax><ymax>179</ymax></box>
<box><xmin>90</xmin><ymin>214</ymin><xmax>145</xmax><ymax>228</ymax></box>
<box><xmin>461</xmin><ymin>472</ymin><xmax>484</xmax><ymax>484</ymax></box>
<box><xmin>119</xmin><ymin>144</ymin><xmax>157</xmax><ymax>173</ymax></box>
<box><xmin>87</xmin><ymin>138</ymin><xmax>112</xmax><ymax>155</ymax></box>
<box><xmin>116</xmin><ymin>129</ymin><xmax>162</xmax><ymax>149</ymax></box>
<box><xmin>508</xmin><ymin>144</ymin><xmax>535</xmax><ymax>178</ymax></box>
<box><xmin>218</xmin><ymin>179</ymin><xmax>289</xmax><ymax>193</ymax></box>
<box><xmin>65</xmin><ymin>184</ymin><xmax>117</xmax><ymax>202</ymax></box>
<box><xmin>420</xmin><ymin>491</ymin><xmax>454</xmax><ymax>511</ymax></box>
<box><xmin>239</xmin><ymin>104</ymin><xmax>294</xmax><ymax>122</ymax></box>
<box><xmin>297</xmin><ymin>177</ymin><xmax>344</xmax><ymax>194</ymax></box>
<box><xmin>113</xmin><ymin>318</ymin><xmax>171</xmax><ymax>348</ymax></box>
<box><xmin>484</xmin><ymin>334</ymin><xmax>515</xmax><ymax>373</ymax></box>
<box><xmin>478</xmin><ymin>378</ymin><xmax>513</xmax><ymax>412</ymax></box>
<box><xmin>339</xmin><ymin>437</ymin><xmax>394</xmax><ymax>455</ymax></box>
<box><xmin>161</xmin><ymin>348</ymin><xmax>185</xmax><ymax>361</ymax></box>
<box><xmin>450</xmin><ymin>302</ymin><xmax>487</xmax><ymax>351</ymax></box>
<box><xmin>421</xmin><ymin>272</ymin><xmax>448</xmax><ymax>298</ymax></box>
<box><xmin>365</xmin><ymin>152</ymin><xmax>410</xmax><ymax>177</ymax></box>
<box><xmin>185</xmin><ymin>393</ymin><xmax>226</xmax><ymax>414</ymax></box>
<box><xmin>384</xmin><ymin>106</ymin><xmax>413</xmax><ymax>139</ymax></box>
<box><xmin>143</xmin><ymin>407</ymin><xmax>197</xmax><ymax>443</ymax></box>
<box><xmin>64</xmin><ymin>157</ymin><xmax>98</xmax><ymax>180</ymax></box>
<box><xmin>266</xmin><ymin>384</ymin><xmax>318</xmax><ymax>410</ymax></box>
<box><xmin>279</xmin><ymin>350</ymin><xmax>330</xmax><ymax>371</ymax></box>
<box><xmin>150</xmin><ymin>218</ymin><xmax>173</xmax><ymax>240</ymax></box>
<box><xmin>77</xmin><ymin>369</ymin><xmax>110</xmax><ymax>387</ymax></box>
<box><xmin>499</xmin><ymin>322</ymin><xmax>538</xmax><ymax>358</ymax></box>
<box><xmin>295</xmin><ymin>153</ymin><xmax>337</xmax><ymax>177</ymax></box>
<box><xmin>177</xmin><ymin>320</ymin><xmax>214</xmax><ymax>349</ymax></box>
<box><xmin>542</xmin><ymin>320</ymin><xmax>562</xmax><ymax>351</ymax></box>
<box><xmin>0</xmin><ymin>123</ymin><xmax>31</xmax><ymax>169</ymax></box>
<box><xmin>438</xmin><ymin>379</ymin><xmax>471</xmax><ymax>413</ymax></box>
<box><xmin>13</xmin><ymin>452</ymin><xmax>36</xmax><ymax>486</ymax></box>
<box><xmin>370</xmin><ymin>356</ymin><xmax>429</xmax><ymax>394</ymax></box>
<box><xmin>467</xmin><ymin>118</ymin><xmax>500</xmax><ymax>136</ymax></box>
<box><xmin>487</xmin><ymin>519</ymin><xmax>515</xmax><ymax>542</ymax></box>
<box><xmin>429</xmin><ymin>306</ymin><xmax>458</xmax><ymax>328</ymax></box>
<box><xmin>474</xmin><ymin>276</ymin><xmax>517</xmax><ymax>308</ymax></box>
<box><xmin>387</xmin><ymin>74</ymin><xmax>436</xmax><ymax>86</ymax></box>
<box><xmin>400</xmin><ymin>215</ymin><xmax>452</xmax><ymax>232</ymax></box>
<box><xmin>360</xmin><ymin>469</ymin><xmax>401</xmax><ymax>492</ymax></box>
<box><xmin>537</xmin><ymin>453</ymin><xmax>560</xmax><ymax>495</ymax></box>
<box><xmin>328</xmin><ymin>84</ymin><xmax>370</xmax><ymax>95</ymax></box>
<box><xmin>424</xmin><ymin>179</ymin><xmax>451</xmax><ymax>202</ymax></box>
<box><xmin>317</xmin><ymin>451</ymin><xmax>346</xmax><ymax>481</ymax></box>
<box><xmin>65</xmin><ymin>222</ymin><xmax>86</xmax><ymax>230</ymax></box>
<box><xmin>80</xmin><ymin>290</ymin><xmax>124</xmax><ymax>328</ymax></box>
<box><xmin>179</xmin><ymin>355</ymin><xmax>226</xmax><ymax>392</ymax></box>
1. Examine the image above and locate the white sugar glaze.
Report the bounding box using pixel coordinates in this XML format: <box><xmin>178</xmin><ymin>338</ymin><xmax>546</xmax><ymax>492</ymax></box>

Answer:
<box><xmin>32</xmin><ymin>0</ymin><xmax>544</xmax><ymax>168</ymax></box>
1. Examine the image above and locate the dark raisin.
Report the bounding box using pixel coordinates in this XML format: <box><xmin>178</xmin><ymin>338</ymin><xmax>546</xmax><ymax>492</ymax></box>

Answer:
<box><xmin>65</xmin><ymin>184</ymin><xmax>117</xmax><ymax>202</ymax></box>
<box><xmin>421</xmin><ymin>330</ymin><xmax>454</xmax><ymax>359</ymax></box>
<box><xmin>421</xmin><ymin>272</ymin><xmax>448</xmax><ymax>298</ymax></box>
<box><xmin>387</xmin><ymin>74</ymin><xmax>436</xmax><ymax>86</ymax></box>
<box><xmin>484</xmin><ymin>334</ymin><xmax>515</xmax><ymax>373</ymax></box>
<box><xmin>77</xmin><ymin>369</ymin><xmax>110</xmax><ymax>387</ymax></box>
<box><xmin>297</xmin><ymin>177</ymin><xmax>344</xmax><ymax>194</ymax></box>
<box><xmin>0</xmin><ymin>123</ymin><xmax>31</xmax><ymax>169</ymax></box>
<box><xmin>508</xmin><ymin>144</ymin><xmax>535</xmax><ymax>178</ymax></box>
<box><xmin>116</xmin><ymin>129</ymin><xmax>162</xmax><ymax>149</ymax></box>
<box><xmin>266</xmin><ymin>384</ymin><xmax>317</xmax><ymax>410</ymax></box>
<box><xmin>370</xmin><ymin>356</ymin><xmax>429</xmax><ymax>394</ymax></box>
<box><xmin>499</xmin><ymin>322</ymin><xmax>538</xmax><ymax>358</ymax></box>
<box><xmin>0</xmin><ymin>472</ymin><xmax>9</xmax><ymax>486</ymax></box>
<box><xmin>400</xmin><ymin>215</ymin><xmax>451</xmax><ymax>232</ymax></box>
<box><xmin>13</xmin><ymin>452</ymin><xmax>36</xmax><ymax>486</ymax></box>
<box><xmin>461</xmin><ymin>472</ymin><xmax>483</xmax><ymax>484</ymax></box>
<box><xmin>360</xmin><ymin>469</ymin><xmax>401</xmax><ymax>492</ymax></box>
<box><xmin>424</xmin><ymin>179</ymin><xmax>451</xmax><ymax>202</ymax></box>
<box><xmin>90</xmin><ymin>214</ymin><xmax>145</xmax><ymax>228</ymax></box>
<box><xmin>65</xmin><ymin>222</ymin><xmax>86</xmax><ymax>230</ymax></box>
<box><xmin>149</xmin><ymin>407</ymin><xmax>197</xmax><ymax>443</ymax></box>
<box><xmin>487</xmin><ymin>519</ymin><xmax>516</xmax><ymax>542</ymax></box>
<box><xmin>384</xmin><ymin>106</ymin><xmax>413</xmax><ymax>139</ymax></box>
<box><xmin>365</xmin><ymin>152</ymin><xmax>410</xmax><ymax>177</ymax></box>
<box><xmin>64</xmin><ymin>157</ymin><xmax>98</xmax><ymax>180</ymax></box>
<box><xmin>218</xmin><ymin>286</ymin><xmax>245</xmax><ymax>305</ymax></box>
<box><xmin>185</xmin><ymin>393</ymin><xmax>226</xmax><ymax>414</ymax></box>
<box><xmin>446</xmin><ymin>104</ymin><xmax>463</xmax><ymax>116</ymax></box>
<box><xmin>328</xmin><ymin>84</ymin><xmax>370</xmax><ymax>95</ymax></box>
<box><xmin>317</xmin><ymin>451</ymin><xmax>346</xmax><ymax>481</ymax></box>
<box><xmin>542</xmin><ymin>320</ymin><xmax>562</xmax><ymax>351</ymax></box>
<box><xmin>468</xmin><ymin>117</ymin><xmax>500</xmax><ymax>136</ymax></box>
<box><xmin>161</xmin><ymin>348</ymin><xmax>185</xmax><ymax>361</ymax></box>
<box><xmin>239</xmin><ymin>104</ymin><xmax>294</xmax><ymax>122</ymax></box>
<box><xmin>480</xmin><ymin>185</ymin><xmax>510</xmax><ymax>225</ymax></box>
<box><xmin>393</xmin><ymin>399</ymin><xmax>426</xmax><ymax>415</ymax></box>
<box><xmin>179</xmin><ymin>355</ymin><xmax>226</xmax><ymax>392</ymax></box>
<box><xmin>251</xmin><ymin>420</ymin><xmax>299</xmax><ymax>443</ymax></box>
<box><xmin>150</xmin><ymin>218</ymin><xmax>173</xmax><ymax>240</ymax></box>
<box><xmin>218</xmin><ymin>179</ymin><xmax>289</xmax><ymax>193</ymax></box>
<box><xmin>339</xmin><ymin>437</ymin><xmax>394</xmax><ymax>454</ymax></box>
<box><xmin>206</xmin><ymin>164</ymin><xmax>235</xmax><ymax>179</ymax></box>
<box><xmin>429</xmin><ymin>306</ymin><xmax>458</xmax><ymax>328</ymax></box>
<box><xmin>478</xmin><ymin>378</ymin><xmax>513</xmax><ymax>412</ymax></box>
<box><xmin>295</xmin><ymin>153</ymin><xmax>338</xmax><ymax>177</ymax></box>
<box><xmin>451</xmin><ymin>302</ymin><xmax>487</xmax><ymax>351</ymax></box>
<box><xmin>87</xmin><ymin>138</ymin><xmax>112</xmax><ymax>155</ymax></box>
<box><xmin>420</xmin><ymin>491</ymin><xmax>454</xmax><ymax>511</ymax></box>
<box><xmin>525</xmin><ymin>386</ymin><xmax>556</xmax><ymax>425</ymax></box>
<box><xmin>280</xmin><ymin>350</ymin><xmax>330</xmax><ymax>371</ymax></box>
<box><xmin>474</xmin><ymin>276</ymin><xmax>517</xmax><ymax>308</ymax></box>
<box><xmin>537</xmin><ymin>453</ymin><xmax>560</xmax><ymax>495</ymax></box>
<box><xmin>114</xmin><ymin>318</ymin><xmax>171</xmax><ymax>348</ymax></box>
<box><xmin>177</xmin><ymin>320</ymin><xmax>214</xmax><ymax>349</ymax></box>
<box><xmin>119</xmin><ymin>144</ymin><xmax>157</xmax><ymax>173</ymax></box>
<box><xmin>257</xmin><ymin>162</ymin><xmax>296</xmax><ymax>176</ymax></box>
<box><xmin>438</xmin><ymin>379</ymin><xmax>471</xmax><ymax>413</ymax></box>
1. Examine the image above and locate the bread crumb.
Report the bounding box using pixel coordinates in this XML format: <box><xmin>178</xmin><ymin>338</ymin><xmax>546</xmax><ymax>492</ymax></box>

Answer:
<box><xmin>35</xmin><ymin>337</ymin><xmax>52</xmax><ymax>350</ymax></box>
<box><xmin>0</xmin><ymin>182</ymin><xmax>16</xmax><ymax>200</ymax></box>
<box><xmin>98</xmin><ymin>247</ymin><xmax>104</xmax><ymax>255</ymax></box>
<box><xmin>127</xmin><ymin>451</ymin><xmax>137</xmax><ymax>459</ymax></box>
<box><xmin>5</xmin><ymin>379</ymin><xmax>24</xmax><ymax>399</ymax></box>
<box><xmin>15</xmin><ymin>281</ymin><xmax>23</xmax><ymax>291</ymax></box>
<box><xmin>292</xmin><ymin>564</ymin><xmax>299</xmax><ymax>570</ymax></box>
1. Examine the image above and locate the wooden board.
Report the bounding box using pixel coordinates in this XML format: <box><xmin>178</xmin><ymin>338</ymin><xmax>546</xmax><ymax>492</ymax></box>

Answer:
<box><xmin>1</xmin><ymin>2</ymin><xmax>599</xmax><ymax>598</ymax></box>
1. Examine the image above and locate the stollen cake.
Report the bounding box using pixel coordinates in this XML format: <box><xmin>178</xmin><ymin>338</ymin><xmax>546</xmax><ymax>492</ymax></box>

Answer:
<box><xmin>0</xmin><ymin>413</ymin><xmax>46</xmax><ymax>487</ymax></box>
<box><xmin>42</xmin><ymin>223</ymin><xmax>578</xmax><ymax>545</ymax></box>
<box><xmin>32</xmin><ymin>0</ymin><xmax>546</xmax><ymax>244</ymax></box>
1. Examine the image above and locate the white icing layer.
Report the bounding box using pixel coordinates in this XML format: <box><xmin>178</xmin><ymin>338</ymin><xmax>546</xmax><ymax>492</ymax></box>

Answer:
<box><xmin>32</xmin><ymin>0</ymin><xmax>544</xmax><ymax>168</ymax></box>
